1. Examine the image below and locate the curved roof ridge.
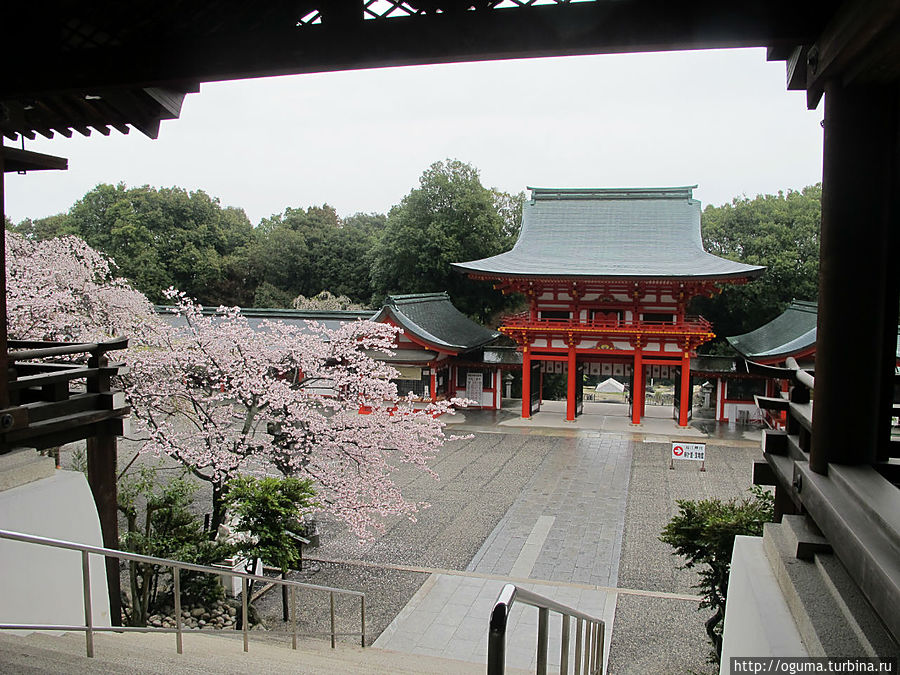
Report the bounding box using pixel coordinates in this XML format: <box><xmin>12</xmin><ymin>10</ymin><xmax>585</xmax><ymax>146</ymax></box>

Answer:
<box><xmin>528</xmin><ymin>186</ymin><xmax>698</xmax><ymax>201</ymax></box>
<box><xmin>387</xmin><ymin>292</ymin><xmax>450</xmax><ymax>304</ymax></box>
<box><xmin>726</xmin><ymin>300</ymin><xmax>819</xmax><ymax>360</ymax></box>
<box><xmin>452</xmin><ymin>185</ymin><xmax>765</xmax><ymax>281</ymax></box>
<box><xmin>374</xmin><ymin>293</ymin><xmax>499</xmax><ymax>352</ymax></box>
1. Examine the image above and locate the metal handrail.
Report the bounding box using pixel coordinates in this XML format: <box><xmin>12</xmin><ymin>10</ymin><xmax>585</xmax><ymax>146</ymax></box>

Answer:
<box><xmin>488</xmin><ymin>583</ymin><xmax>605</xmax><ymax>675</ymax></box>
<box><xmin>0</xmin><ymin>528</ymin><xmax>366</xmax><ymax>657</ymax></box>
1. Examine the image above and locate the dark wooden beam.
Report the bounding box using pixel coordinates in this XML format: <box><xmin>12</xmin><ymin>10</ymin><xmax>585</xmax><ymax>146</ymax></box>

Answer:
<box><xmin>1</xmin><ymin>1</ymin><xmax>832</xmax><ymax>97</ymax></box>
<box><xmin>785</xmin><ymin>46</ymin><xmax>809</xmax><ymax>91</ymax></box>
<box><xmin>805</xmin><ymin>0</ymin><xmax>900</xmax><ymax>109</ymax></box>
<box><xmin>0</xmin><ymin>146</ymin><xmax>68</xmax><ymax>173</ymax></box>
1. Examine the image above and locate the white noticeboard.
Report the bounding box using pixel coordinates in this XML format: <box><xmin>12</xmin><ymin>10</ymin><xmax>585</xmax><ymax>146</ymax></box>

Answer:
<box><xmin>671</xmin><ymin>442</ymin><xmax>706</xmax><ymax>461</ymax></box>
<box><xmin>466</xmin><ymin>372</ymin><xmax>483</xmax><ymax>406</ymax></box>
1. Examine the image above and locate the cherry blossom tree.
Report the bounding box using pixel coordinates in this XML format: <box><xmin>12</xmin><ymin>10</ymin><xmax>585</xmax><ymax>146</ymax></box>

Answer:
<box><xmin>5</xmin><ymin>231</ymin><xmax>154</xmax><ymax>342</ymax></box>
<box><xmin>6</xmin><ymin>232</ymin><xmax>466</xmax><ymax>540</ymax></box>
<box><xmin>127</xmin><ymin>291</ymin><xmax>466</xmax><ymax>538</ymax></box>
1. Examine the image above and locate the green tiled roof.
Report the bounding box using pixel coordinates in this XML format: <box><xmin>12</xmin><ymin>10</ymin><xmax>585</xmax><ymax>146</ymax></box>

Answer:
<box><xmin>452</xmin><ymin>186</ymin><xmax>765</xmax><ymax>281</ymax></box>
<box><xmin>726</xmin><ymin>300</ymin><xmax>818</xmax><ymax>360</ymax></box>
<box><xmin>372</xmin><ymin>292</ymin><xmax>500</xmax><ymax>353</ymax></box>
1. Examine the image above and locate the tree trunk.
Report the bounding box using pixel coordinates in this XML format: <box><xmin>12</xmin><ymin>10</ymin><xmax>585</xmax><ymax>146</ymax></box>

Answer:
<box><xmin>210</xmin><ymin>481</ymin><xmax>228</xmax><ymax>537</ymax></box>
<box><xmin>706</xmin><ymin>606</ymin><xmax>724</xmax><ymax>661</ymax></box>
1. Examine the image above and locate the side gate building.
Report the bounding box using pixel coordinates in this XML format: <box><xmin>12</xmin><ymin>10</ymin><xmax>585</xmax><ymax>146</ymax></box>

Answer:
<box><xmin>453</xmin><ymin>186</ymin><xmax>764</xmax><ymax>426</ymax></box>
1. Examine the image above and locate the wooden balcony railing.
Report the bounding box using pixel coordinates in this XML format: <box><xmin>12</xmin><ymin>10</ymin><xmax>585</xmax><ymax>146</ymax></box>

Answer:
<box><xmin>0</xmin><ymin>338</ymin><xmax>130</xmax><ymax>454</ymax></box>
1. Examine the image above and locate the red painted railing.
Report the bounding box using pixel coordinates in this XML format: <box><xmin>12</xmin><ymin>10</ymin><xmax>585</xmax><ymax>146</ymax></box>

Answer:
<box><xmin>499</xmin><ymin>312</ymin><xmax>713</xmax><ymax>336</ymax></box>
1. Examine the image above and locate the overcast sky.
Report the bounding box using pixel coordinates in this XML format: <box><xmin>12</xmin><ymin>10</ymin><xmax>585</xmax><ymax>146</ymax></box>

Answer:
<box><xmin>5</xmin><ymin>47</ymin><xmax>823</xmax><ymax>226</ymax></box>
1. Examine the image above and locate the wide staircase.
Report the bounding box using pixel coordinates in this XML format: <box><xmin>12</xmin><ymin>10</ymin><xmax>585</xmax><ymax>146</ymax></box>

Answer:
<box><xmin>0</xmin><ymin>630</ymin><xmax>519</xmax><ymax>674</ymax></box>
<box><xmin>0</xmin><ymin>528</ymin><xmax>600</xmax><ymax>674</ymax></box>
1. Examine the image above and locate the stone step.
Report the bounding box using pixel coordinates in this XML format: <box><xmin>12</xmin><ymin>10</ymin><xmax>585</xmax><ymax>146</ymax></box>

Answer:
<box><xmin>762</xmin><ymin>519</ymin><xmax>898</xmax><ymax>657</ymax></box>
<box><xmin>0</xmin><ymin>629</ymin><xmax>528</xmax><ymax>674</ymax></box>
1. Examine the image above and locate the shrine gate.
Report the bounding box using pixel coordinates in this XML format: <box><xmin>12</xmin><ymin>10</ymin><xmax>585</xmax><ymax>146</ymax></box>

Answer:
<box><xmin>453</xmin><ymin>186</ymin><xmax>764</xmax><ymax>426</ymax></box>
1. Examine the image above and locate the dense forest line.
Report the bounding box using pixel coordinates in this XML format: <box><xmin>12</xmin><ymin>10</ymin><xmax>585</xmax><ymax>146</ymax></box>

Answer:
<box><xmin>8</xmin><ymin>159</ymin><xmax>821</xmax><ymax>343</ymax></box>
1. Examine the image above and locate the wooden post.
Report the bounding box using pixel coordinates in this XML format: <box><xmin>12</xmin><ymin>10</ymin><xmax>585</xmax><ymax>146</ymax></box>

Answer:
<box><xmin>565</xmin><ymin>343</ymin><xmax>576</xmax><ymax>421</ymax></box>
<box><xmin>429</xmin><ymin>368</ymin><xmax>437</xmax><ymax>403</ymax></box>
<box><xmin>521</xmin><ymin>348</ymin><xmax>531</xmax><ymax>419</ymax></box>
<box><xmin>811</xmin><ymin>82</ymin><xmax>898</xmax><ymax>473</ymax></box>
<box><xmin>87</xmin><ymin>434</ymin><xmax>121</xmax><ymax>625</ymax></box>
<box><xmin>86</xmin><ymin>350</ymin><xmax>121</xmax><ymax>624</ymax></box>
<box><xmin>631</xmin><ymin>350</ymin><xmax>643</xmax><ymax>425</ymax></box>
<box><xmin>678</xmin><ymin>353</ymin><xmax>691</xmax><ymax>427</ymax></box>
<box><xmin>0</xmin><ymin>148</ymin><xmax>8</xmax><ymax>409</ymax></box>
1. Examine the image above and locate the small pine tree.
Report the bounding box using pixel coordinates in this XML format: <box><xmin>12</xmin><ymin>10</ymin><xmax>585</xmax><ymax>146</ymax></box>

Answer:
<box><xmin>659</xmin><ymin>486</ymin><xmax>774</xmax><ymax>663</ymax></box>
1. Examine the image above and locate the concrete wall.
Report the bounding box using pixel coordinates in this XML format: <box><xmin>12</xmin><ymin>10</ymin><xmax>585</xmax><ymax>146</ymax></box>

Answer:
<box><xmin>0</xmin><ymin>468</ymin><xmax>111</xmax><ymax>632</ymax></box>
<box><xmin>719</xmin><ymin>536</ymin><xmax>807</xmax><ymax>672</ymax></box>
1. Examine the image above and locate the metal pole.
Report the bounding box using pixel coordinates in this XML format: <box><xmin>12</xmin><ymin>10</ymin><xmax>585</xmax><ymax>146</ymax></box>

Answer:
<box><xmin>574</xmin><ymin>617</ymin><xmax>583</xmax><ymax>675</ymax></box>
<box><xmin>173</xmin><ymin>567</ymin><xmax>183</xmax><ymax>654</ymax></box>
<box><xmin>582</xmin><ymin>620</ymin><xmax>592</xmax><ymax>675</ymax></box>
<box><xmin>360</xmin><ymin>595</ymin><xmax>366</xmax><ymax>648</ymax></box>
<box><xmin>560</xmin><ymin>614</ymin><xmax>570</xmax><ymax>675</ymax></box>
<box><xmin>242</xmin><ymin>578</ymin><xmax>249</xmax><ymax>652</ymax></box>
<box><xmin>330</xmin><ymin>591</ymin><xmax>336</xmax><ymax>648</ymax></box>
<box><xmin>82</xmin><ymin>550</ymin><xmax>94</xmax><ymax>658</ymax></box>
<box><xmin>291</xmin><ymin>586</ymin><xmax>297</xmax><ymax>650</ymax></box>
<box><xmin>282</xmin><ymin>571</ymin><xmax>289</xmax><ymax>622</ymax></box>
<box><xmin>591</xmin><ymin>623</ymin><xmax>599</xmax><ymax>674</ymax></box>
<box><xmin>597</xmin><ymin>622</ymin><xmax>605</xmax><ymax>675</ymax></box>
<box><xmin>537</xmin><ymin>607</ymin><xmax>549</xmax><ymax>675</ymax></box>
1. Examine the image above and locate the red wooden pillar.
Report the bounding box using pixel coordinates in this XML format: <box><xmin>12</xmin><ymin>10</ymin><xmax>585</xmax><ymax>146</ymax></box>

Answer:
<box><xmin>565</xmin><ymin>343</ymin><xmax>577</xmax><ymax>422</ymax></box>
<box><xmin>639</xmin><ymin>365</ymin><xmax>646</xmax><ymax>417</ymax></box>
<box><xmin>631</xmin><ymin>350</ymin><xmax>643</xmax><ymax>425</ymax></box>
<box><xmin>521</xmin><ymin>348</ymin><xmax>531</xmax><ymax>419</ymax></box>
<box><xmin>678</xmin><ymin>353</ymin><xmax>691</xmax><ymax>426</ymax></box>
<box><xmin>430</xmin><ymin>369</ymin><xmax>437</xmax><ymax>403</ymax></box>
<box><xmin>780</xmin><ymin>378</ymin><xmax>789</xmax><ymax>426</ymax></box>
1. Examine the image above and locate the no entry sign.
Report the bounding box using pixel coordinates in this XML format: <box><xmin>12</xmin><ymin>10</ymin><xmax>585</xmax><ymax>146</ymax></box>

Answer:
<box><xmin>671</xmin><ymin>442</ymin><xmax>705</xmax><ymax>461</ymax></box>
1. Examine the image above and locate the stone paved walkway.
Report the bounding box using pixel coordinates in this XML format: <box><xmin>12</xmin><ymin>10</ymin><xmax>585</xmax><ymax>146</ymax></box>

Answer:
<box><xmin>374</xmin><ymin>434</ymin><xmax>634</xmax><ymax>671</ymax></box>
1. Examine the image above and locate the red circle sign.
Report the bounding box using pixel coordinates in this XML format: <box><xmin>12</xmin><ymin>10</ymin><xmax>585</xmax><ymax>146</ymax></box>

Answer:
<box><xmin>673</xmin><ymin>445</ymin><xmax>684</xmax><ymax>456</ymax></box>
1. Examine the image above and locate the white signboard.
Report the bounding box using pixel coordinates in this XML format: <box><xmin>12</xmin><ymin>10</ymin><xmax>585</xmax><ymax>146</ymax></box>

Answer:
<box><xmin>466</xmin><ymin>372</ymin><xmax>484</xmax><ymax>405</ymax></box>
<box><xmin>671</xmin><ymin>442</ymin><xmax>706</xmax><ymax>461</ymax></box>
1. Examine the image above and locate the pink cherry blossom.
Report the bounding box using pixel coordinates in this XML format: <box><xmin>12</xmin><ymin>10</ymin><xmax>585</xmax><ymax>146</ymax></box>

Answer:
<box><xmin>7</xmin><ymin>234</ymin><xmax>466</xmax><ymax>540</ymax></box>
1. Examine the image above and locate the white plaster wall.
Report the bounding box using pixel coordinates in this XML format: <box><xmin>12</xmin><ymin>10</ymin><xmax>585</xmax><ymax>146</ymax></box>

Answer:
<box><xmin>0</xmin><ymin>470</ymin><xmax>111</xmax><ymax>632</ymax></box>
<box><xmin>723</xmin><ymin>402</ymin><xmax>760</xmax><ymax>422</ymax></box>
<box><xmin>720</xmin><ymin>536</ymin><xmax>807</xmax><ymax>672</ymax></box>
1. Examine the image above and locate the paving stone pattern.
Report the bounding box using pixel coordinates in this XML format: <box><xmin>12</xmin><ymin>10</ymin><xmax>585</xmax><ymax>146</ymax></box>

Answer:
<box><xmin>376</xmin><ymin>433</ymin><xmax>634</xmax><ymax>671</ymax></box>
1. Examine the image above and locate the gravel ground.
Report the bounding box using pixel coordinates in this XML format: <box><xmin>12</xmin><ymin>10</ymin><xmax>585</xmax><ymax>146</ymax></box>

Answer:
<box><xmin>607</xmin><ymin>440</ymin><xmax>763</xmax><ymax>675</ymax></box>
<box><xmin>312</xmin><ymin>432</ymin><xmax>557</xmax><ymax>569</ymax></box>
<box><xmin>251</xmin><ymin>562</ymin><xmax>428</xmax><ymax>647</ymax></box>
